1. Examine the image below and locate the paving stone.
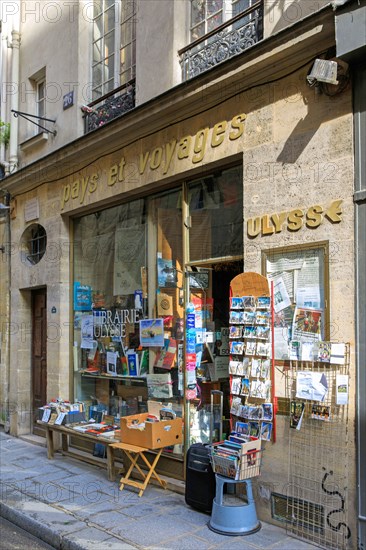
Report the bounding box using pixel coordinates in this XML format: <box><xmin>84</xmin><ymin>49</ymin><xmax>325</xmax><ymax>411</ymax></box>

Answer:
<box><xmin>271</xmin><ymin>535</ymin><xmax>321</xmax><ymax>549</ymax></box>
<box><xmin>118</xmin><ymin>501</ymin><xmax>167</xmax><ymax>519</ymax></box>
<box><xmin>110</xmin><ymin>515</ymin><xmax>195</xmax><ymax>546</ymax></box>
<box><xmin>62</xmin><ymin>528</ymin><xmax>136</xmax><ymax>550</ymax></box>
<box><xmin>148</xmin><ymin>533</ymin><xmax>213</xmax><ymax>549</ymax></box>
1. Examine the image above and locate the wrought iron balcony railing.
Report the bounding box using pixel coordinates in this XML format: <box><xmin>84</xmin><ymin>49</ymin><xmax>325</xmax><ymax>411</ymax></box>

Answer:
<box><xmin>179</xmin><ymin>1</ymin><xmax>263</xmax><ymax>81</ymax></box>
<box><xmin>82</xmin><ymin>80</ymin><xmax>135</xmax><ymax>134</ymax></box>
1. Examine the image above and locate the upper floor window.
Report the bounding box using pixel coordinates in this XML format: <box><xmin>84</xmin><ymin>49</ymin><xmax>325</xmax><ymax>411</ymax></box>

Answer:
<box><xmin>92</xmin><ymin>0</ymin><xmax>136</xmax><ymax>100</ymax></box>
<box><xmin>190</xmin><ymin>0</ymin><xmax>254</xmax><ymax>41</ymax></box>
<box><xmin>36</xmin><ymin>80</ymin><xmax>46</xmax><ymax>120</ymax></box>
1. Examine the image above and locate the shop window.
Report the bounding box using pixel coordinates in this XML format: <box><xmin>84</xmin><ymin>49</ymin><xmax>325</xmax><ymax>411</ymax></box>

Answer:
<box><xmin>188</xmin><ymin>166</ymin><xmax>243</xmax><ymax>262</ymax></box>
<box><xmin>262</xmin><ymin>242</ymin><xmax>329</xmax><ymax>361</ymax></box>
<box><xmin>20</xmin><ymin>223</ymin><xmax>47</xmax><ymax>265</ymax></box>
<box><xmin>72</xmin><ymin>169</ymin><xmax>243</xmax><ymax>459</ymax></box>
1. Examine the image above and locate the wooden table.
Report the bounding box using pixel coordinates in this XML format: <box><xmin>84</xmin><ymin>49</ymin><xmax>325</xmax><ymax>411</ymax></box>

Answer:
<box><xmin>110</xmin><ymin>441</ymin><xmax>167</xmax><ymax>497</ymax></box>
<box><xmin>38</xmin><ymin>422</ymin><xmax>120</xmax><ymax>481</ymax></box>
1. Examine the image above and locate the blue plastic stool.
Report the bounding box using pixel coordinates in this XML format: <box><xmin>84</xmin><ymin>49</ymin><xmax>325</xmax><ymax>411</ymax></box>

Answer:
<box><xmin>208</xmin><ymin>475</ymin><xmax>261</xmax><ymax>535</ymax></box>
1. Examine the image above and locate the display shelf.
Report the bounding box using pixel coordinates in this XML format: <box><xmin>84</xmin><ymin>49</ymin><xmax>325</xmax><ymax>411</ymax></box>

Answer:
<box><xmin>228</xmin><ymin>272</ymin><xmax>275</xmax><ymax>442</ymax></box>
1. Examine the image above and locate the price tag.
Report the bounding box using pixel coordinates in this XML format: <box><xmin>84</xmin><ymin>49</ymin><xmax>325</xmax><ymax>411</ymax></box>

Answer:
<box><xmin>41</xmin><ymin>409</ymin><xmax>51</xmax><ymax>423</ymax></box>
<box><xmin>54</xmin><ymin>412</ymin><xmax>66</xmax><ymax>425</ymax></box>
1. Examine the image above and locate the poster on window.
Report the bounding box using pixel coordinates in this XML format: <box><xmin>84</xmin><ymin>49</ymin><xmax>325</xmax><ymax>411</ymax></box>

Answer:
<box><xmin>266</xmin><ymin>246</ymin><xmax>326</xmax><ymax>360</ymax></box>
<box><xmin>114</xmin><ymin>227</ymin><xmax>145</xmax><ymax>295</ymax></box>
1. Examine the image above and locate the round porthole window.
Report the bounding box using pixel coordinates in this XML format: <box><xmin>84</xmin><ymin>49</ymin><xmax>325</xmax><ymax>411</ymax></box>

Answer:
<box><xmin>20</xmin><ymin>223</ymin><xmax>47</xmax><ymax>265</ymax></box>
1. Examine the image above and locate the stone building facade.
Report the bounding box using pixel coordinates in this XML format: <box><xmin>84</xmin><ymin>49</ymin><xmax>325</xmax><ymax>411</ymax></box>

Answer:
<box><xmin>0</xmin><ymin>1</ymin><xmax>364</xmax><ymax>547</ymax></box>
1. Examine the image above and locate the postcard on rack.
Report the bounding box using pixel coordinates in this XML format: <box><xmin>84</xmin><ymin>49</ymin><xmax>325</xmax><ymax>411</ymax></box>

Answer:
<box><xmin>248</xmin><ymin>406</ymin><xmax>263</xmax><ymax>420</ymax></box>
<box><xmin>249</xmin><ymin>421</ymin><xmax>260</xmax><ymax>438</ymax></box>
<box><xmin>230</xmin><ymin>296</ymin><xmax>244</xmax><ymax>309</ymax></box>
<box><xmin>318</xmin><ymin>342</ymin><xmax>331</xmax><ymax>363</ymax></box>
<box><xmin>256</xmin><ymin>325</ymin><xmax>270</xmax><ymax>339</ymax></box>
<box><xmin>290</xmin><ymin>400</ymin><xmax>305</xmax><ymax>430</ymax></box>
<box><xmin>244</xmin><ymin>325</ymin><xmax>257</xmax><ymax>338</ymax></box>
<box><xmin>229</xmin><ymin>360</ymin><xmax>242</xmax><ymax>375</ymax></box>
<box><xmin>229</xmin><ymin>310</ymin><xmax>244</xmax><ymax>324</ymax></box>
<box><xmin>261</xmin><ymin>422</ymin><xmax>272</xmax><ymax>441</ymax></box>
<box><xmin>262</xmin><ymin>403</ymin><xmax>273</xmax><ymax>420</ymax></box>
<box><xmin>245</xmin><ymin>340</ymin><xmax>257</xmax><ymax>356</ymax></box>
<box><xmin>231</xmin><ymin>377</ymin><xmax>242</xmax><ymax>395</ymax></box>
<box><xmin>260</xmin><ymin>359</ymin><xmax>270</xmax><ymax>379</ymax></box>
<box><xmin>229</xmin><ymin>325</ymin><xmax>243</xmax><ymax>339</ymax></box>
<box><xmin>256</xmin><ymin>342</ymin><xmax>271</xmax><ymax>357</ymax></box>
<box><xmin>243</xmin><ymin>311</ymin><xmax>256</xmax><ymax>324</ymax></box>
<box><xmin>256</xmin><ymin>296</ymin><xmax>271</xmax><ymax>310</ymax></box>
<box><xmin>256</xmin><ymin>311</ymin><xmax>270</xmax><ymax>325</ymax></box>
<box><xmin>235</xmin><ymin>421</ymin><xmax>250</xmax><ymax>435</ymax></box>
<box><xmin>230</xmin><ymin>397</ymin><xmax>242</xmax><ymax>416</ymax></box>
<box><xmin>330</xmin><ymin>343</ymin><xmax>346</xmax><ymax>365</ymax></box>
<box><xmin>336</xmin><ymin>374</ymin><xmax>349</xmax><ymax>405</ymax></box>
<box><xmin>242</xmin><ymin>296</ymin><xmax>256</xmax><ymax>309</ymax></box>
<box><xmin>296</xmin><ymin>371</ymin><xmax>328</xmax><ymax>402</ymax></box>
<box><xmin>311</xmin><ymin>404</ymin><xmax>330</xmax><ymax>421</ymax></box>
<box><xmin>230</xmin><ymin>341</ymin><xmax>245</xmax><ymax>355</ymax></box>
<box><xmin>240</xmin><ymin>378</ymin><xmax>250</xmax><ymax>396</ymax></box>
<box><xmin>251</xmin><ymin>358</ymin><xmax>262</xmax><ymax>378</ymax></box>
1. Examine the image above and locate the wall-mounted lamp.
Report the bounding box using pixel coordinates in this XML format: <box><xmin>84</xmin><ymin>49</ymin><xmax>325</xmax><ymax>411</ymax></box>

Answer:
<box><xmin>307</xmin><ymin>59</ymin><xmax>339</xmax><ymax>85</ymax></box>
<box><xmin>307</xmin><ymin>58</ymin><xmax>349</xmax><ymax>95</ymax></box>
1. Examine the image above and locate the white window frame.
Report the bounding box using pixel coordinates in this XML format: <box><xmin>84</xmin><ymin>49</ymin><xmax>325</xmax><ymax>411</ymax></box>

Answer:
<box><xmin>190</xmin><ymin>0</ymin><xmax>255</xmax><ymax>42</ymax></box>
<box><xmin>92</xmin><ymin>0</ymin><xmax>136</xmax><ymax>101</ymax></box>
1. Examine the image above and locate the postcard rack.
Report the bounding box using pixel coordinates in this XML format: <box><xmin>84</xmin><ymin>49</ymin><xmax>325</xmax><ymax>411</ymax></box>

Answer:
<box><xmin>285</xmin><ymin>344</ymin><xmax>351</xmax><ymax>550</ymax></box>
<box><xmin>228</xmin><ymin>272</ymin><xmax>275</xmax><ymax>442</ymax></box>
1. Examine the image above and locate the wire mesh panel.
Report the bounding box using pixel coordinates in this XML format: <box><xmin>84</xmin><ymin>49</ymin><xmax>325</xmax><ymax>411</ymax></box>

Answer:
<box><xmin>285</xmin><ymin>345</ymin><xmax>351</xmax><ymax>550</ymax></box>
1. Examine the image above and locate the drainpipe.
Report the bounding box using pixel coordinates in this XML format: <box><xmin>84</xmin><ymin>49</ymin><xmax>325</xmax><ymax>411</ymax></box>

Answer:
<box><xmin>0</xmin><ymin>191</ymin><xmax>11</xmax><ymax>433</ymax></box>
<box><xmin>8</xmin><ymin>29</ymin><xmax>20</xmax><ymax>173</ymax></box>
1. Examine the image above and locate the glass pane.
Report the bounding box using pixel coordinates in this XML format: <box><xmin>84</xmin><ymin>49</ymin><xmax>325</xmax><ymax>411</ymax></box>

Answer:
<box><xmin>120</xmin><ymin>20</ymin><xmax>132</xmax><ymax>47</ymax></box>
<box><xmin>232</xmin><ymin>0</ymin><xmax>250</xmax><ymax>17</ymax></box>
<box><xmin>105</xmin><ymin>5</ymin><xmax>115</xmax><ymax>33</ymax></box>
<box><xmin>104</xmin><ymin>31</ymin><xmax>115</xmax><ymax>57</ymax></box>
<box><xmin>92</xmin><ymin>86</ymin><xmax>103</xmax><ymax>101</ymax></box>
<box><xmin>93</xmin><ymin>39</ymin><xmax>102</xmax><ymax>64</ymax></box>
<box><xmin>191</xmin><ymin>0</ymin><xmax>205</xmax><ymax>26</ymax></box>
<box><xmin>93</xmin><ymin>1</ymin><xmax>103</xmax><ymax>18</ymax></box>
<box><xmin>207</xmin><ymin>0</ymin><xmax>223</xmax><ymax>16</ymax></box>
<box><xmin>102</xmin><ymin>53</ymin><xmax>114</xmax><ymax>81</ymax></box>
<box><xmin>188</xmin><ymin>166</ymin><xmax>243</xmax><ymax>262</ymax></box>
<box><xmin>120</xmin><ymin>46</ymin><xmax>131</xmax><ymax>72</ymax></box>
<box><xmin>207</xmin><ymin>11</ymin><xmax>222</xmax><ymax>32</ymax></box>
<box><xmin>191</xmin><ymin>22</ymin><xmax>205</xmax><ymax>41</ymax></box>
<box><xmin>92</xmin><ymin>63</ymin><xmax>102</xmax><ymax>88</ymax></box>
<box><xmin>121</xmin><ymin>0</ymin><xmax>135</xmax><ymax>20</ymax></box>
<box><xmin>93</xmin><ymin>14</ymin><xmax>103</xmax><ymax>40</ymax></box>
<box><xmin>38</xmin><ymin>81</ymin><xmax>45</xmax><ymax>100</ymax></box>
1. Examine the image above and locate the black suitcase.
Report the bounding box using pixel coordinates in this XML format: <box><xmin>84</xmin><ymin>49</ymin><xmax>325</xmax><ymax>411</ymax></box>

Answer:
<box><xmin>185</xmin><ymin>390</ymin><xmax>223</xmax><ymax>513</ymax></box>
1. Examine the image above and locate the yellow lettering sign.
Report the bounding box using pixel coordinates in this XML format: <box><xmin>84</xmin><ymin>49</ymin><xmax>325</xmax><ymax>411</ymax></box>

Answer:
<box><xmin>246</xmin><ymin>200</ymin><xmax>343</xmax><ymax>237</ymax></box>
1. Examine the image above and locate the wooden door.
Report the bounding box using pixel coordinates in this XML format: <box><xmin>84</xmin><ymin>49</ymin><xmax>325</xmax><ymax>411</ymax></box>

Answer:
<box><xmin>32</xmin><ymin>288</ymin><xmax>47</xmax><ymax>434</ymax></box>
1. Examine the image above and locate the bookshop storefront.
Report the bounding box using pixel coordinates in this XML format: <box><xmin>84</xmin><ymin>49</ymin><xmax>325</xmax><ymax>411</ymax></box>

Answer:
<box><xmin>4</xmin><ymin>58</ymin><xmax>356</xmax><ymax>544</ymax></box>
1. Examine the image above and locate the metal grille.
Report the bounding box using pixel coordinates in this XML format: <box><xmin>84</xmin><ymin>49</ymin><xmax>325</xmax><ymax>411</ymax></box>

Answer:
<box><xmin>285</xmin><ymin>345</ymin><xmax>352</xmax><ymax>549</ymax></box>
<box><xmin>271</xmin><ymin>492</ymin><xmax>324</xmax><ymax>534</ymax></box>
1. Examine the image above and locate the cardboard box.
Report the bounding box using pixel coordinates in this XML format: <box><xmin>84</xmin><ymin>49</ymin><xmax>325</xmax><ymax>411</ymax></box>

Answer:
<box><xmin>120</xmin><ymin>413</ymin><xmax>183</xmax><ymax>449</ymax></box>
